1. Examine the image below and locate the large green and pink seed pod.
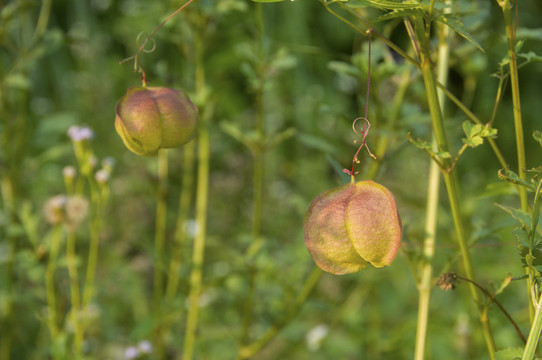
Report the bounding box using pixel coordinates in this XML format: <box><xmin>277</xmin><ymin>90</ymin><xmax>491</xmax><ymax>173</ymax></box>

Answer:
<box><xmin>115</xmin><ymin>86</ymin><xmax>198</xmax><ymax>156</ymax></box>
<box><xmin>303</xmin><ymin>180</ymin><xmax>402</xmax><ymax>275</ymax></box>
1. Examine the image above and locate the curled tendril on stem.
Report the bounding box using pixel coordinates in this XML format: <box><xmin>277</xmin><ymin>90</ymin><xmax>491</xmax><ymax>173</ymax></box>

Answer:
<box><xmin>343</xmin><ymin>117</ymin><xmax>376</xmax><ymax>177</ymax></box>
<box><xmin>118</xmin><ymin>0</ymin><xmax>195</xmax><ymax>85</ymax></box>
<box><xmin>343</xmin><ymin>29</ymin><xmax>376</xmax><ymax>178</ymax></box>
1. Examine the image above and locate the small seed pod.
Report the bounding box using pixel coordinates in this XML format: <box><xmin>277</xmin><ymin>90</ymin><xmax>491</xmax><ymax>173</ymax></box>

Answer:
<box><xmin>303</xmin><ymin>180</ymin><xmax>402</xmax><ymax>275</ymax></box>
<box><xmin>115</xmin><ymin>86</ymin><xmax>198</xmax><ymax>156</ymax></box>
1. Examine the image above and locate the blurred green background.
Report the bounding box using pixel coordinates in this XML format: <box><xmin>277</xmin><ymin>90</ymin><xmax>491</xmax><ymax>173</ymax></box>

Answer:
<box><xmin>1</xmin><ymin>0</ymin><xmax>542</xmax><ymax>359</ymax></box>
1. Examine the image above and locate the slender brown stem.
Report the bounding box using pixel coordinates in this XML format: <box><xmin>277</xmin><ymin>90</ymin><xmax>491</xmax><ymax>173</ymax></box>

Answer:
<box><xmin>455</xmin><ymin>274</ymin><xmax>526</xmax><ymax>344</ymax></box>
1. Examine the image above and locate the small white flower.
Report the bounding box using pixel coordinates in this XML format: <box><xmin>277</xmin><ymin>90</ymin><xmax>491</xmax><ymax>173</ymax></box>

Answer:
<box><xmin>124</xmin><ymin>346</ymin><xmax>139</xmax><ymax>359</ymax></box>
<box><xmin>137</xmin><ymin>340</ymin><xmax>152</xmax><ymax>354</ymax></box>
<box><xmin>95</xmin><ymin>169</ymin><xmax>110</xmax><ymax>184</ymax></box>
<box><xmin>68</xmin><ymin>125</ymin><xmax>94</xmax><ymax>141</ymax></box>
<box><xmin>305</xmin><ymin>324</ymin><xmax>329</xmax><ymax>351</ymax></box>
<box><xmin>63</xmin><ymin>166</ymin><xmax>77</xmax><ymax>179</ymax></box>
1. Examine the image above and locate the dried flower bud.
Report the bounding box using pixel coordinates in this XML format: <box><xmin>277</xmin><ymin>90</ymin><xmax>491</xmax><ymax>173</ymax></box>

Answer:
<box><xmin>44</xmin><ymin>195</ymin><xmax>67</xmax><ymax>225</ymax></box>
<box><xmin>115</xmin><ymin>86</ymin><xmax>198</xmax><ymax>156</ymax></box>
<box><xmin>66</xmin><ymin>195</ymin><xmax>89</xmax><ymax>229</ymax></box>
<box><xmin>95</xmin><ymin>169</ymin><xmax>109</xmax><ymax>184</ymax></box>
<box><xmin>303</xmin><ymin>180</ymin><xmax>402</xmax><ymax>275</ymax></box>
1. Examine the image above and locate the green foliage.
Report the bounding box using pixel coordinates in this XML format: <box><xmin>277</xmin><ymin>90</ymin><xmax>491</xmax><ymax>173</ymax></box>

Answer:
<box><xmin>462</xmin><ymin>121</ymin><xmax>497</xmax><ymax>148</ymax></box>
<box><xmin>1</xmin><ymin>0</ymin><xmax>542</xmax><ymax>359</ymax></box>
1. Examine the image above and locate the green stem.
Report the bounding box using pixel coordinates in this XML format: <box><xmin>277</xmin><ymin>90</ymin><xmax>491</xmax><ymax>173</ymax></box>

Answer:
<box><xmin>45</xmin><ymin>225</ymin><xmax>63</xmax><ymax>348</ymax></box>
<box><xmin>523</xmin><ymin>294</ymin><xmax>542</xmax><ymax>360</ymax></box>
<box><xmin>66</xmin><ymin>230</ymin><xmax>82</xmax><ymax>357</ymax></box>
<box><xmin>237</xmin><ymin>267</ymin><xmax>323</xmax><ymax>359</ymax></box>
<box><xmin>419</xmin><ymin>41</ymin><xmax>496</xmax><ymax>358</ymax></box>
<box><xmin>0</xmin><ymin>177</ymin><xmax>15</xmax><ymax>360</ymax></box>
<box><xmin>81</xmin><ymin>172</ymin><xmax>103</xmax><ymax>338</ymax></box>
<box><xmin>414</xmin><ymin>14</ymin><xmax>449</xmax><ymax>360</ymax></box>
<box><xmin>499</xmin><ymin>0</ymin><xmax>533</xmax><ymax>326</ymax></box>
<box><xmin>183</xmin><ymin>23</ymin><xmax>211</xmax><ymax>359</ymax></box>
<box><xmin>366</xmin><ymin>67</ymin><xmax>411</xmax><ymax>179</ymax></box>
<box><xmin>328</xmin><ymin>1</ymin><xmax>509</xmax><ymax>171</ymax></box>
<box><xmin>501</xmin><ymin>0</ymin><xmax>528</xmax><ymax>211</ymax></box>
<box><xmin>165</xmin><ymin>141</ymin><xmax>195</xmax><ymax>301</ymax></box>
<box><xmin>152</xmin><ymin>149</ymin><xmax>169</xmax><ymax>358</ymax></box>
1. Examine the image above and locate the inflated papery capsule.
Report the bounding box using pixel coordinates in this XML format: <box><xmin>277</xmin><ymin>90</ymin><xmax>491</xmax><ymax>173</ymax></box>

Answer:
<box><xmin>115</xmin><ymin>86</ymin><xmax>198</xmax><ymax>156</ymax></box>
<box><xmin>303</xmin><ymin>180</ymin><xmax>402</xmax><ymax>275</ymax></box>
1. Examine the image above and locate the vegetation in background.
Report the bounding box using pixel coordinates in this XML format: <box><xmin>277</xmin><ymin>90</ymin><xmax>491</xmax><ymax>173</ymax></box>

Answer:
<box><xmin>1</xmin><ymin>0</ymin><xmax>542</xmax><ymax>359</ymax></box>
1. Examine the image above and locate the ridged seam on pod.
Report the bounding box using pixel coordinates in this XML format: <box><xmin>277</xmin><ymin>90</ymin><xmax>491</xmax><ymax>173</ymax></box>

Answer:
<box><xmin>115</xmin><ymin>86</ymin><xmax>198</xmax><ymax>156</ymax></box>
<box><xmin>303</xmin><ymin>180</ymin><xmax>402</xmax><ymax>275</ymax></box>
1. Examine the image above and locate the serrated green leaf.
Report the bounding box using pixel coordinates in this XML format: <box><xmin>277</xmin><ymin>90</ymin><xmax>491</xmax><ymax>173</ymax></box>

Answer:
<box><xmin>462</xmin><ymin>135</ymin><xmax>483</xmax><ymax>148</ymax></box>
<box><xmin>375</xmin><ymin>8</ymin><xmax>425</xmax><ymax>22</ymax></box>
<box><xmin>435</xmin><ymin>14</ymin><xmax>484</xmax><ymax>53</ymax></box>
<box><xmin>495</xmin><ymin>347</ymin><xmax>523</xmax><ymax>360</ymax></box>
<box><xmin>518</xmin><ymin>51</ymin><xmax>542</xmax><ymax>63</ymax></box>
<box><xmin>513</xmin><ymin>227</ymin><xmax>530</xmax><ymax>248</ymax></box>
<box><xmin>498</xmin><ymin>169</ymin><xmax>537</xmax><ymax>191</ymax></box>
<box><xmin>497</xmin><ymin>204</ymin><xmax>532</xmax><ymax>228</ymax></box>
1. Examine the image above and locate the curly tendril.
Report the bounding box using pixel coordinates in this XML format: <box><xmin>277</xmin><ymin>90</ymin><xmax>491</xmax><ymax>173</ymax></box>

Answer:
<box><xmin>343</xmin><ymin>30</ymin><xmax>375</xmax><ymax>177</ymax></box>
<box><xmin>118</xmin><ymin>0</ymin><xmax>195</xmax><ymax>85</ymax></box>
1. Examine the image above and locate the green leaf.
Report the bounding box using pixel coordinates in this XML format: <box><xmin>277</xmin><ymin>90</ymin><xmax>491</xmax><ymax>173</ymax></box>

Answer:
<box><xmin>251</xmin><ymin>0</ymin><xmax>288</xmax><ymax>2</ymax></box>
<box><xmin>496</xmin><ymin>204</ymin><xmax>532</xmax><ymax>229</ymax></box>
<box><xmin>434</xmin><ymin>14</ymin><xmax>485</xmax><ymax>53</ymax></box>
<box><xmin>353</xmin><ymin>0</ymin><xmax>425</xmax><ymax>10</ymax></box>
<box><xmin>407</xmin><ymin>134</ymin><xmax>451</xmax><ymax>159</ymax></box>
<box><xmin>534</xmin><ymin>130</ymin><xmax>542</xmax><ymax>147</ymax></box>
<box><xmin>375</xmin><ymin>8</ymin><xmax>425</xmax><ymax>22</ymax></box>
<box><xmin>518</xmin><ymin>51</ymin><xmax>542</xmax><ymax>63</ymax></box>
<box><xmin>498</xmin><ymin>169</ymin><xmax>537</xmax><ymax>191</ymax></box>
<box><xmin>495</xmin><ymin>347</ymin><xmax>523</xmax><ymax>360</ymax></box>
<box><xmin>461</xmin><ymin>121</ymin><xmax>497</xmax><ymax>148</ymax></box>
<box><xmin>220</xmin><ymin>122</ymin><xmax>259</xmax><ymax>154</ymax></box>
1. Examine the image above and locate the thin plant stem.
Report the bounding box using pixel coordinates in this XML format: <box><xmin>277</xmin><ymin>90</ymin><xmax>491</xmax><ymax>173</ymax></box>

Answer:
<box><xmin>452</xmin><ymin>274</ymin><xmax>526</xmax><ymax>344</ymax></box>
<box><xmin>119</xmin><ymin>0</ymin><xmax>196</xmax><ymax>65</ymax></box>
<box><xmin>0</xmin><ymin>176</ymin><xmax>16</xmax><ymax>360</ymax></box>
<box><xmin>237</xmin><ymin>267</ymin><xmax>323</xmax><ymax>359</ymax></box>
<box><xmin>326</xmin><ymin>0</ymin><xmax>509</xmax><ymax>172</ymax></box>
<box><xmin>414</xmin><ymin>12</ymin><xmax>450</xmax><ymax>359</ymax></box>
<box><xmin>45</xmin><ymin>225</ymin><xmax>63</xmax><ymax>358</ymax></box>
<box><xmin>419</xmin><ymin>44</ymin><xmax>496</xmax><ymax>360</ymax></box>
<box><xmin>81</xmin><ymin>173</ymin><xmax>103</xmax><ymax>336</ymax></box>
<box><xmin>66</xmin><ymin>230</ymin><xmax>83</xmax><ymax>357</ymax></box>
<box><xmin>183</xmin><ymin>22</ymin><xmax>211</xmax><ymax>359</ymax></box>
<box><xmin>500</xmin><ymin>0</ymin><xmax>527</xmax><ymax>211</ymax></box>
<box><xmin>499</xmin><ymin>0</ymin><xmax>533</xmax><ymax>326</ymax></box>
<box><xmin>523</xmin><ymin>294</ymin><xmax>542</xmax><ymax>360</ymax></box>
<box><xmin>165</xmin><ymin>141</ymin><xmax>196</xmax><ymax>301</ymax></box>
<box><xmin>152</xmin><ymin>149</ymin><xmax>169</xmax><ymax>358</ymax></box>
<box><xmin>366</xmin><ymin>66</ymin><xmax>411</xmax><ymax>179</ymax></box>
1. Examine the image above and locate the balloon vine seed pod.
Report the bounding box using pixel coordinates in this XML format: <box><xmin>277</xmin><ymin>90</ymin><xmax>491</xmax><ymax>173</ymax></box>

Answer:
<box><xmin>303</xmin><ymin>31</ymin><xmax>402</xmax><ymax>275</ymax></box>
<box><xmin>304</xmin><ymin>180</ymin><xmax>402</xmax><ymax>275</ymax></box>
<box><xmin>115</xmin><ymin>86</ymin><xmax>198</xmax><ymax>156</ymax></box>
